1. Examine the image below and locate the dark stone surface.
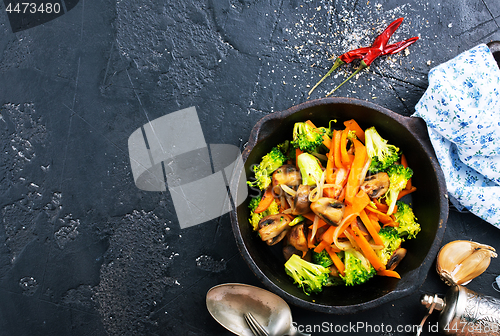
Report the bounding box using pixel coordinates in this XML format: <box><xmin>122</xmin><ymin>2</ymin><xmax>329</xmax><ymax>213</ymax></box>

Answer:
<box><xmin>1</xmin><ymin>0</ymin><xmax>500</xmax><ymax>335</ymax></box>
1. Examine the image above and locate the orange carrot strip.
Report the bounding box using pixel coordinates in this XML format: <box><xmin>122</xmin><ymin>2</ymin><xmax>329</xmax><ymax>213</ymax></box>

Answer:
<box><xmin>325</xmin><ymin>245</ymin><xmax>345</xmax><ymax>276</ymax></box>
<box><xmin>338</xmin><ymin>187</ymin><xmax>346</xmax><ymax>202</ymax></box>
<box><xmin>325</xmin><ymin>156</ymin><xmax>336</xmax><ymax>184</ymax></box>
<box><xmin>373</xmin><ymin>199</ymin><xmax>389</xmax><ymax>213</ymax></box>
<box><xmin>313</xmin><ymin>240</ymin><xmax>329</xmax><ymax>253</ymax></box>
<box><xmin>382</xmin><ymin>220</ymin><xmax>399</xmax><ymax>228</ymax></box>
<box><xmin>405</xmin><ymin>178</ymin><xmax>413</xmax><ymax>190</ymax></box>
<box><xmin>295</xmin><ymin>148</ymin><xmax>303</xmax><ymax>169</ymax></box>
<box><xmin>368</xmin><ymin>213</ymin><xmax>381</xmax><ymax>232</ymax></box>
<box><xmin>305</xmin><ymin>214</ymin><xmax>328</xmax><ymax>242</ymax></box>
<box><xmin>343</xmin><ymin>119</ymin><xmax>365</xmax><ymax>143</ymax></box>
<box><xmin>322</xmin><ymin>187</ymin><xmax>335</xmax><ymax>198</ymax></box>
<box><xmin>321</xmin><ymin>226</ymin><xmax>336</xmax><ymax>245</ymax></box>
<box><xmin>323</xmin><ymin>135</ymin><xmax>332</xmax><ymax>150</ymax></box>
<box><xmin>308</xmin><ymin>219</ymin><xmax>327</xmax><ymax>230</ymax></box>
<box><xmin>345</xmin><ymin>139</ymin><xmax>367</xmax><ymax>204</ymax></box>
<box><xmin>366</xmin><ymin>206</ymin><xmax>398</xmax><ymax>226</ymax></box>
<box><xmin>325</xmin><ymin>161</ymin><xmax>335</xmax><ymax>183</ymax></box>
<box><xmin>333</xmin><ymin>130</ymin><xmax>343</xmax><ymax>169</ymax></box>
<box><xmin>401</xmin><ymin>154</ymin><xmax>408</xmax><ymax>168</ymax></box>
<box><xmin>398</xmin><ymin>186</ymin><xmax>417</xmax><ymax>200</ymax></box>
<box><xmin>359</xmin><ymin>209</ymin><xmax>384</xmax><ymax>246</ymax></box>
<box><xmin>306</xmin><ymin>120</ymin><xmax>317</xmax><ymax>128</ymax></box>
<box><xmin>377</xmin><ymin>269</ymin><xmax>401</xmax><ymax>279</ymax></box>
<box><xmin>254</xmin><ymin>187</ymin><xmax>274</xmax><ymax>213</ymax></box>
<box><xmin>350</xmin><ymin>225</ymin><xmax>385</xmax><ymax>271</ymax></box>
<box><xmin>365</xmin><ymin>205</ymin><xmax>389</xmax><ymax>218</ymax></box>
<box><xmin>340</xmin><ymin>130</ymin><xmax>351</xmax><ymax>166</ymax></box>
<box><xmin>350</xmin><ymin>189</ymin><xmax>371</xmax><ymax>214</ymax></box>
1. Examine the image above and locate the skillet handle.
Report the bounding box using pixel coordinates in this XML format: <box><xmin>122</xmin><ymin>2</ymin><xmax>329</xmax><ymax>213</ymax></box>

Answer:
<box><xmin>246</xmin><ymin>113</ymin><xmax>283</xmax><ymax>157</ymax></box>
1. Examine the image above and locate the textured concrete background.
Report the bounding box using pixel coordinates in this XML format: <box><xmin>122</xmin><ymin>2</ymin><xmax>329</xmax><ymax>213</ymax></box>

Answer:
<box><xmin>1</xmin><ymin>0</ymin><xmax>500</xmax><ymax>335</ymax></box>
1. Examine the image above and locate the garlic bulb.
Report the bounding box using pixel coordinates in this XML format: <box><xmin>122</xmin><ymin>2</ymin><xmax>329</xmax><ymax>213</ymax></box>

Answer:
<box><xmin>436</xmin><ymin>240</ymin><xmax>497</xmax><ymax>286</ymax></box>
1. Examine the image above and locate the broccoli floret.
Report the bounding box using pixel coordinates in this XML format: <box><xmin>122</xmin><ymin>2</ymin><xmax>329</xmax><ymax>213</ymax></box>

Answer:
<box><xmin>318</xmin><ymin>126</ymin><xmax>333</xmax><ymax>138</ymax></box>
<box><xmin>296</xmin><ymin>153</ymin><xmax>323</xmax><ymax>186</ymax></box>
<box><xmin>365</xmin><ymin>127</ymin><xmax>400</xmax><ymax>173</ymax></box>
<box><xmin>289</xmin><ymin>215</ymin><xmax>305</xmax><ymax>227</ymax></box>
<box><xmin>394</xmin><ymin>201</ymin><xmax>421</xmax><ymax>239</ymax></box>
<box><xmin>312</xmin><ymin>250</ymin><xmax>334</xmax><ymax>268</ymax></box>
<box><xmin>276</xmin><ymin>140</ymin><xmax>294</xmax><ymax>161</ymax></box>
<box><xmin>376</xmin><ymin>227</ymin><xmax>402</xmax><ymax>266</ymax></box>
<box><xmin>312</xmin><ymin>250</ymin><xmax>347</xmax><ymax>286</ymax></box>
<box><xmin>248</xmin><ymin>197</ymin><xmax>279</xmax><ymax>231</ymax></box>
<box><xmin>285</xmin><ymin>254</ymin><xmax>331</xmax><ymax>295</ymax></box>
<box><xmin>341</xmin><ymin>250</ymin><xmax>376</xmax><ymax>286</ymax></box>
<box><xmin>384</xmin><ymin>164</ymin><xmax>413</xmax><ymax>215</ymax></box>
<box><xmin>247</xmin><ymin>146</ymin><xmax>286</xmax><ymax>190</ymax></box>
<box><xmin>291</xmin><ymin>122</ymin><xmax>325</xmax><ymax>153</ymax></box>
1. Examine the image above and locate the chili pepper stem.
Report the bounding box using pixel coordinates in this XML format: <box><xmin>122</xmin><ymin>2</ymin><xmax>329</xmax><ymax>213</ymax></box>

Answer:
<box><xmin>308</xmin><ymin>57</ymin><xmax>345</xmax><ymax>96</ymax></box>
<box><xmin>326</xmin><ymin>61</ymin><xmax>368</xmax><ymax>97</ymax></box>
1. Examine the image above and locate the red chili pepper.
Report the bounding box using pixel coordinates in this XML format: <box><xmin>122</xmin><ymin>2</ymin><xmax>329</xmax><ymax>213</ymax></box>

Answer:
<box><xmin>308</xmin><ymin>18</ymin><xmax>418</xmax><ymax>97</ymax></box>
<box><xmin>339</xmin><ymin>47</ymin><xmax>371</xmax><ymax>63</ymax></box>
<box><xmin>371</xmin><ymin>18</ymin><xmax>404</xmax><ymax>51</ymax></box>
<box><xmin>339</xmin><ymin>36</ymin><xmax>419</xmax><ymax>62</ymax></box>
<box><xmin>325</xmin><ymin>18</ymin><xmax>414</xmax><ymax>96</ymax></box>
<box><xmin>382</xmin><ymin>36</ymin><xmax>419</xmax><ymax>55</ymax></box>
<box><xmin>337</xmin><ymin>36</ymin><xmax>419</xmax><ymax>63</ymax></box>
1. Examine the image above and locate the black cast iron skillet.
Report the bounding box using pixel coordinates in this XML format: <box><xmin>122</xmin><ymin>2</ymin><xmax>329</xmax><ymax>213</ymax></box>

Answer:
<box><xmin>230</xmin><ymin>97</ymin><xmax>449</xmax><ymax>314</ymax></box>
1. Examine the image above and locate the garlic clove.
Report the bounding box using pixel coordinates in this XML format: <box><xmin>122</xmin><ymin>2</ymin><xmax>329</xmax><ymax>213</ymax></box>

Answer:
<box><xmin>436</xmin><ymin>240</ymin><xmax>497</xmax><ymax>286</ymax></box>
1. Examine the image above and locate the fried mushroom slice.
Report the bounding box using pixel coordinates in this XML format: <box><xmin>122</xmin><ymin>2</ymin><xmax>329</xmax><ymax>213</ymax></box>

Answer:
<box><xmin>310</xmin><ymin>198</ymin><xmax>345</xmax><ymax>226</ymax></box>
<box><xmin>386</xmin><ymin>248</ymin><xmax>407</xmax><ymax>271</ymax></box>
<box><xmin>292</xmin><ymin>185</ymin><xmax>311</xmax><ymax>215</ymax></box>
<box><xmin>283</xmin><ymin>245</ymin><xmax>301</xmax><ymax>261</ymax></box>
<box><xmin>258</xmin><ymin>214</ymin><xmax>292</xmax><ymax>245</ymax></box>
<box><xmin>360</xmin><ymin>172</ymin><xmax>390</xmax><ymax>198</ymax></box>
<box><xmin>272</xmin><ymin>165</ymin><xmax>301</xmax><ymax>195</ymax></box>
<box><xmin>287</xmin><ymin>223</ymin><xmax>308</xmax><ymax>252</ymax></box>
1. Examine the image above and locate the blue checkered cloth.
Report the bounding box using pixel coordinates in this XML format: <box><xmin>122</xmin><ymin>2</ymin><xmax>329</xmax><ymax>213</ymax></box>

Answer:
<box><xmin>413</xmin><ymin>44</ymin><xmax>500</xmax><ymax>227</ymax></box>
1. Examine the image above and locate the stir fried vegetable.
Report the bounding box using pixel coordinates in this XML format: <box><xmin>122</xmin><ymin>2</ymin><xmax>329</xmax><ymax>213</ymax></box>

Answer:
<box><xmin>292</xmin><ymin>122</ymin><xmax>325</xmax><ymax>153</ymax></box>
<box><xmin>394</xmin><ymin>201</ymin><xmax>421</xmax><ymax>239</ymax></box>
<box><xmin>285</xmin><ymin>254</ymin><xmax>331</xmax><ymax>295</ymax></box>
<box><xmin>385</xmin><ymin>165</ymin><xmax>413</xmax><ymax>215</ymax></box>
<box><xmin>248</xmin><ymin>119</ymin><xmax>420</xmax><ymax>291</ymax></box>
<box><xmin>247</xmin><ymin>145</ymin><xmax>286</xmax><ymax>190</ymax></box>
<box><xmin>249</xmin><ymin>196</ymin><xmax>280</xmax><ymax>231</ymax></box>
<box><xmin>342</xmin><ymin>249</ymin><xmax>377</xmax><ymax>286</ymax></box>
<box><xmin>365</xmin><ymin>126</ymin><xmax>400</xmax><ymax>173</ymax></box>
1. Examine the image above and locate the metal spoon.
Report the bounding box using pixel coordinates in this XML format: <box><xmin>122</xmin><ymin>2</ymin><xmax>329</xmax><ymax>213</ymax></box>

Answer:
<box><xmin>206</xmin><ymin>283</ymin><xmax>310</xmax><ymax>336</ymax></box>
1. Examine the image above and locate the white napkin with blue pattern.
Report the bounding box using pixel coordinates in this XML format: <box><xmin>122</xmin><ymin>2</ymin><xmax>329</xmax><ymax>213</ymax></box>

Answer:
<box><xmin>413</xmin><ymin>44</ymin><xmax>500</xmax><ymax>227</ymax></box>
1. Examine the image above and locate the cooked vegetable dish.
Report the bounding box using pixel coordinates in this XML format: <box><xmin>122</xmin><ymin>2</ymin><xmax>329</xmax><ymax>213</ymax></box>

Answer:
<box><xmin>247</xmin><ymin>119</ymin><xmax>420</xmax><ymax>294</ymax></box>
